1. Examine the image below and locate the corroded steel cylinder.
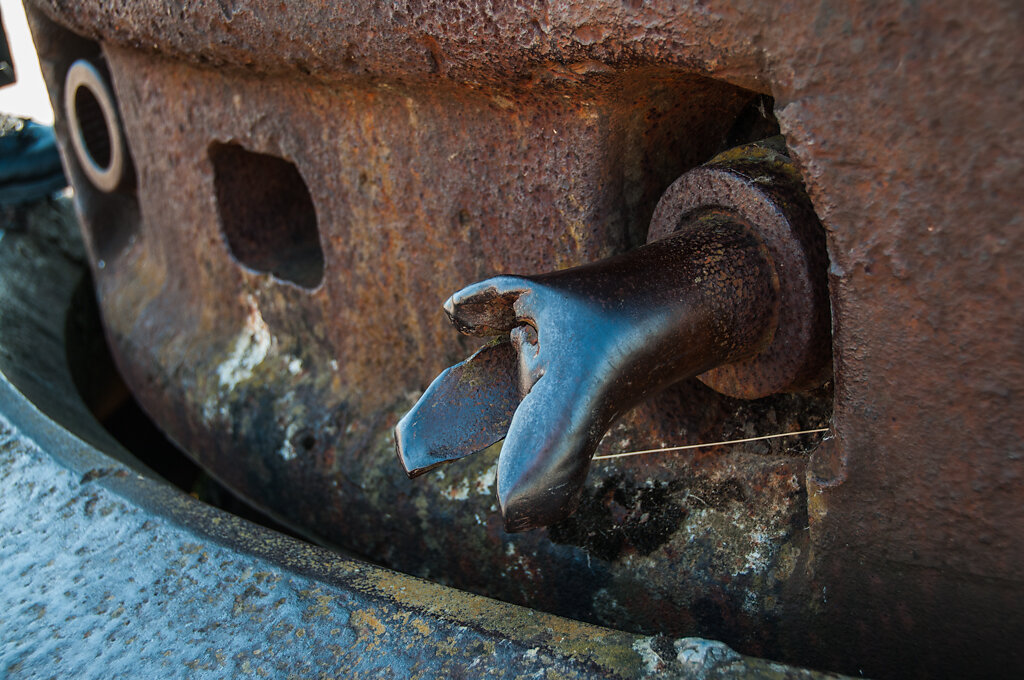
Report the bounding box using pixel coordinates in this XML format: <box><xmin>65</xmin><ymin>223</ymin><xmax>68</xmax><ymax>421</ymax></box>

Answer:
<box><xmin>649</xmin><ymin>141</ymin><xmax>832</xmax><ymax>398</ymax></box>
<box><xmin>398</xmin><ymin>141</ymin><xmax>832</xmax><ymax>531</ymax></box>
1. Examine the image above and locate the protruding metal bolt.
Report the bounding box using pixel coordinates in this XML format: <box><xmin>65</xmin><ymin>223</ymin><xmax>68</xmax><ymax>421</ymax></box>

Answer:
<box><xmin>649</xmin><ymin>139</ymin><xmax>832</xmax><ymax>397</ymax></box>
<box><xmin>396</xmin><ymin>141</ymin><xmax>831</xmax><ymax>531</ymax></box>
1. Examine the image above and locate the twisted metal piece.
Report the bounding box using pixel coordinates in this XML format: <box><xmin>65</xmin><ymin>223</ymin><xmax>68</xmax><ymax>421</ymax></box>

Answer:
<box><xmin>396</xmin><ymin>142</ymin><xmax>830</xmax><ymax>531</ymax></box>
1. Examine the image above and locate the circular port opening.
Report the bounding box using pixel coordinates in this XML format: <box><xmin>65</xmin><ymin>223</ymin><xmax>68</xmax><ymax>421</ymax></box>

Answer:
<box><xmin>64</xmin><ymin>59</ymin><xmax>125</xmax><ymax>193</ymax></box>
<box><xmin>73</xmin><ymin>85</ymin><xmax>112</xmax><ymax>169</ymax></box>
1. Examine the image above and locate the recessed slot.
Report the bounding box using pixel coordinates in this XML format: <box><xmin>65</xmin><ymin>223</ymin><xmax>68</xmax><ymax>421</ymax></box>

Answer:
<box><xmin>210</xmin><ymin>143</ymin><xmax>324</xmax><ymax>289</ymax></box>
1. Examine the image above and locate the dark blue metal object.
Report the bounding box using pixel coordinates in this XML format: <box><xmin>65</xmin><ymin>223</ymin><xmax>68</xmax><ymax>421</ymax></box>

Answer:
<box><xmin>398</xmin><ymin>143</ymin><xmax>830</xmax><ymax>532</ymax></box>
<box><xmin>398</xmin><ymin>337</ymin><xmax>520</xmax><ymax>476</ymax></box>
<box><xmin>399</xmin><ymin>218</ymin><xmax>779</xmax><ymax>531</ymax></box>
<box><xmin>20</xmin><ymin>0</ymin><xmax>1024</xmax><ymax>675</ymax></box>
<box><xmin>0</xmin><ymin>199</ymin><xmax>843</xmax><ymax>679</ymax></box>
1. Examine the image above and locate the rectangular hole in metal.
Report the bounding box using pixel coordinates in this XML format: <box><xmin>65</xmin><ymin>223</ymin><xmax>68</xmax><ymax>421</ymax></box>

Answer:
<box><xmin>210</xmin><ymin>142</ymin><xmax>324</xmax><ymax>289</ymax></box>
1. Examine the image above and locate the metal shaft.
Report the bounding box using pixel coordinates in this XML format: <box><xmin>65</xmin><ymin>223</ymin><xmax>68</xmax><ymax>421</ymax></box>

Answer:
<box><xmin>397</xmin><ymin>213</ymin><xmax>779</xmax><ymax>530</ymax></box>
<box><xmin>396</xmin><ymin>141</ymin><xmax>831</xmax><ymax>531</ymax></box>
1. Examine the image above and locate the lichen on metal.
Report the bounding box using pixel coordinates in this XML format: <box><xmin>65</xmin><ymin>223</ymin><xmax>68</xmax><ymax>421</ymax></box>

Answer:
<box><xmin>398</xmin><ymin>141</ymin><xmax>831</xmax><ymax>531</ymax></box>
<box><xmin>0</xmin><ymin>202</ymin><xmax>842</xmax><ymax>678</ymax></box>
<box><xmin>20</xmin><ymin>0</ymin><xmax>1024</xmax><ymax>677</ymax></box>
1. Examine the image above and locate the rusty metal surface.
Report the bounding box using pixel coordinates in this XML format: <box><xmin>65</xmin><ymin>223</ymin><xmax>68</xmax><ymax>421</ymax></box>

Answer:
<box><xmin>22</xmin><ymin>1</ymin><xmax>1024</xmax><ymax>677</ymax></box>
<box><xmin>0</xmin><ymin>199</ymin><xmax>846</xmax><ymax>679</ymax></box>
<box><xmin>407</xmin><ymin>219</ymin><xmax>781</xmax><ymax>531</ymax></box>
<box><xmin>399</xmin><ymin>143</ymin><xmax>830</xmax><ymax>531</ymax></box>
<box><xmin>648</xmin><ymin>141</ymin><xmax>832</xmax><ymax>399</ymax></box>
<box><xmin>26</xmin><ymin>6</ymin><xmax>836</xmax><ymax>668</ymax></box>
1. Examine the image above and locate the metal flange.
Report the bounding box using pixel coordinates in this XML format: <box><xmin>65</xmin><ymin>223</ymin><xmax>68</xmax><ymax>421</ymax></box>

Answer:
<box><xmin>64</xmin><ymin>59</ymin><xmax>128</xmax><ymax>193</ymax></box>
<box><xmin>648</xmin><ymin>141</ymin><xmax>832</xmax><ymax>398</ymax></box>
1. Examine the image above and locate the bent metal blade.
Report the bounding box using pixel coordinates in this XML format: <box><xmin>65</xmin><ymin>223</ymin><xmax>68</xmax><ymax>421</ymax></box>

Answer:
<box><xmin>395</xmin><ymin>337</ymin><xmax>522</xmax><ymax>477</ymax></box>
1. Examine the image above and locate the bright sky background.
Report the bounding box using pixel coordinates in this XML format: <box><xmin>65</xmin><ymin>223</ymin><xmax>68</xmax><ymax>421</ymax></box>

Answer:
<box><xmin>0</xmin><ymin>0</ymin><xmax>55</xmax><ymax>124</ymax></box>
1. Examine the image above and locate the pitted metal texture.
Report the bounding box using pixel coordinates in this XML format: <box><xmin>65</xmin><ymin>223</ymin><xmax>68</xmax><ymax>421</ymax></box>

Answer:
<box><xmin>398</xmin><ymin>141</ymin><xmax>830</xmax><ymax>531</ymax></box>
<box><xmin>23</xmin><ymin>1</ymin><xmax>1024</xmax><ymax>677</ymax></box>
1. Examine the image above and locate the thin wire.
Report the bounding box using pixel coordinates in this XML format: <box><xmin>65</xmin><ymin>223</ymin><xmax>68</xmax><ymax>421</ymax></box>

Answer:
<box><xmin>592</xmin><ymin>427</ymin><xmax>830</xmax><ymax>461</ymax></box>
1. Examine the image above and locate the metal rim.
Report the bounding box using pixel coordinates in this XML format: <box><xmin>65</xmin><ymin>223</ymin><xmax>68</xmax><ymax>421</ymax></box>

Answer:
<box><xmin>647</xmin><ymin>148</ymin><xmax>832</xmax><ymax>399</ymax></box>
<box><xmin>63</xmin><ymin>59</ymin><xmax>126</xmax><ymax>193</ymax></box>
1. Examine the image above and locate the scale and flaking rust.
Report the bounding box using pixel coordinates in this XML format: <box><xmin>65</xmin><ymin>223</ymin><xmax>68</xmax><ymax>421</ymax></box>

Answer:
<box><xmin>0</xmin><ymin>200</ymin><xmax>840</xmax><ymax>678</ymax></box>
<box><xmin>11</xmin><ymin>0</ymin><xmax>1024</xmax><ymax>677</ymax></box>
<box><xmin>396</xmin><ymin>141</ymin><xmax>832</xmax><ymax>531</ymax></box>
